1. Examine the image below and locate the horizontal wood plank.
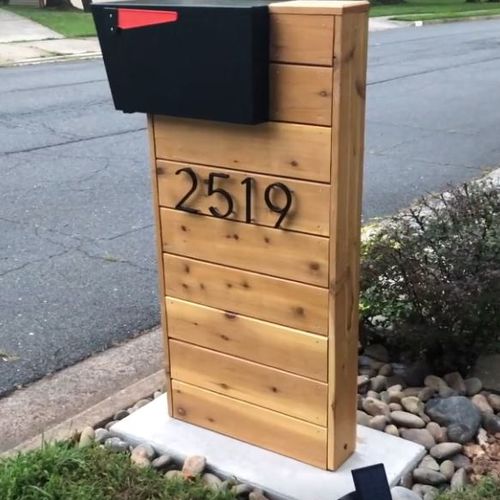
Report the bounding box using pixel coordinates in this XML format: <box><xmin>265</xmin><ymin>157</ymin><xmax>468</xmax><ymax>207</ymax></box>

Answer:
<box><xmin>270</xmin><ymin>1</ymin><xmax>369</xmax><ymax>15</ymax></box>
<box><xmin>154</xmin><ymin>116</ymin><xmax>331</xmax><ymax>183</ymax></box>
<box><xmin>166</xmin><ymin>298</ymin><xmax>328</xmax><ymax>381</ymax></box>
<box><xmin>170</xmin><ymin>340</ymin><xmax>327</xmax><ymax>425</ymax></box>
<box><xmin>157</xmin><ymin>160</ymin><xmax>330</xmax><ymax>236</ymax></box>
<box><xmin>172</xmin><ymin>380</ymin><xmax>327</xmax><ymax>468</ymax></box>
<box><xmin>270</xmin><ymin>14</ymin><xmax>334</xmax><ymax>66</ymax></box>
<box><xmin>163</xmin><ymin>255</ymin><xmax>329</xmax><ymax>335</ymax></box>
<box><xmin>160</xmin><ymin>208</ymin><xmax>329</xmax><ymax>287</ymax></box>
<box><xmin>270</xmin><ymin>64</ymin><xmax>333</xmax><ymax>126</ymax></box>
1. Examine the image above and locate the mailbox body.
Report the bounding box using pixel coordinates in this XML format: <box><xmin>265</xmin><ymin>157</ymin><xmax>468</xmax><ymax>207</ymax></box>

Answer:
<box><xmin>92</xmin><ymin>0</ymin><xmax>276</xmax><ymax>124</ymax></box>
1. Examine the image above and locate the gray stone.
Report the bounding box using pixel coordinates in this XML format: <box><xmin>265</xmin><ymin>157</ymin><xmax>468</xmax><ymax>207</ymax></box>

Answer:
<box><xmin>426</xmin><ymin>422</ymin><xmax>446</xmax><ymax>443</ymax></box>
<box><xmin>367</xmin><ymin>390</ymin><xmax>381</xmax><ymax>400</ymax></box>
<box><xmin>412</xmin><ymin>468</ymin><xmax>447</xmax><ymax>486</ymax></box>
<box><xmin>131</xmin><ymin>454</ymin><xmax>151</xmax><ymax>468</ymax></box>
<box><xmin>379</xmin><ymin>364</ymin><xmax>393</xmax><ymax>377</ymax></box>
<box><xmin>464</xmin><ymin>377</ymin><xmax>482</xmax><ymax>397</ymax></box>
<box><xmin>113</xmin><ymin>409</ymin><xmax>129</xmax><ymax>421</ymax></box>
<box><xmin>487</xmin><ymin>393</ymin><xmax>500</xmax><ymax>412</ymax></box>
<box><xmin>418</xmin><ymin>387</ymin><xmax>436</xmax><ymax>403</ymax></box>
<box><xmin>151</xmin><ymin>454</ymin><xmax>172</xmax><ymax>469</ymax></box>
<box><xmin>401</xmin><ymin>387</ymin><xmax>423</xmax><ymax>398</ymax></box>
<box><xmin>420</xmin><ymin>455</ymin><xmax>439</xmax><ymax>471</ymax></box>
<box><xmin>362</xmin><ymin>397</ymin><xmax>390</xmax><ymax>417</ymax></box>
<box><xmin>412</xmin><ymin>484</ymin><xmax>439</xmax><ymax>498</ymax></box>
<box><xmin>385</xmin><ymin>424</ymin><xmax>399</xmax><ymax>437</ymax></box>
<box><xmin>386</xmin><ymin>376</ymin><xmax>407</xmax><ymax>389</ymax></box>
<box><xmin>450</xmin><ymin>468</ymin><xmax>468</xmax><ymax>490</ymax></box>
<box><xmin>202</xmin><ymin>473</ymin><xmax>223</xmax><ymax>491</ymax></box>
<box><xmin>393</xmin><ymin>359</ymin><xmax>430</xmax><ymax>387</ymax></box>
<box><xmin>231</xmin><ymin>483</ymin><xmax>254</xmax><ymax>496</ymax></box>
<box><xmin>359</xmin><ymin>355</ymin><xmax>385</xmax><ymax>371</ymax></box>
<box><xmin>423</xmin><ymin>492</ymin><xmax>438</xmax><ymax>500</ymax></box>
<box><xmin>391</xmin><ymin>411</ymin><xmax>425</xmax><ymax>429</ymax></box>
<box><xmin>94</xmin><ymin>428</ymin><xmax>111</xmax><ymax>444</ymax></box>
<box><xmin>358</xmin><ymin>375</ymin><xmax>370</xmax><ymax>394</ymax></box>
<box><xmin>439</xmin><ymin>460</ymin><xmax>455</xmax><ymax>480</ymax></box>
<box><xmin>133</xmin><ymin>398</ymin><xmax>152</xmax><ymax>410</ymax></box>
<box><xmin>132</xmin><ymin>443</ymin><xmax>155</xmax><ymax>460</ymax></box>
<box><xmin>425</xmin><ymin>396</ymin><xmax>481</xmax><ymax>443</ymax></box>
<box><xmin>483</xmin><ymin>413</ymin><xmax>500</xmax><ymax>435</ymax></box>
<box><xmin>249</xmin><ymin>490</ymin><xmax>270</xmax><ymax>500</ymax></box>
<box><xmin>401</xmin><ymin>429</ymin><xmax>436</xmax><ymax>450</ymax></box>
<box><xmin>104</xmin><ymin>437</ymin><xmax>129</xmax><ymax>453</ymax></box>
<box><xmin>443</xmin><ymin>372</ymin><xmax>466</xmax><ymax>395</ymax></box>
<box><xmin>451</xmin><ymin>454</ymin><xmax>471</xmax><ymax>470</ymax></box>
<box><xmin>401</xmin><ymin>396</ymin><xmax>424</xmax><ymax>415</ymax></box>
<box><xmin>439</xmin><ymin>387</ymin><xmax>458</xmax><ymax>398</ymax></box>
<box><xmin>357</xmin><ymin>410</ymin><xmax>371</xmax><ymax>427</ymax></box>
<box><xmin>369</xmin><ymin>415</ymin><xmax>388</xmax><ymax>431</ymax></box>
<box><xmin>182</xmin><ymin>455</ymin><xmax>206</xmax><ymax>477</ymax></box>
<box><xmin>472</xmin><ymin>354</ymin><xmax>500</xmax><ymax>393</ymax></box>
<box><xmin>430</xmin><ymin>442</ymin><xmax>462</xmax><ymax>460</ymax></box>
<box><xmin>371</xmin><ymin>375</ymin><xmax>388</xmax><ymax>392</ymax></box>
<box><xmin>389</xmin><ymin>403</ymin><xmax>403</xmax><ymax>412</ymax></box>
<box><xmin>165</xmin><ymin>470</ymin><xmax>183</xmax><ymax>480</ymax></box>
<box><xmin>78</xmin><ymin>426</ymin><xmax>95</xmax><ymax>447</ymax></box>
<box><xmin>391</xmin><ymin>486</ymin><xmax>420</xmax><ymax>500</ymax></box>
<box><xmin>380</xmin><ymin>391</ymin><xmax>391</xmax><ymax>404</ymax></box>
<box><xmin>424</xmin><ymin>375</ymin><xmax>448</xmax><ymax>392</ymax></box>
<box><xmin>105</xmin><ymin>420</ymin><xmax>118</xmax><ymax>430</ymax></box>
<box><xmin>153</xmin><ymin>390</ymin><xmax>163</xmax><ymax>399</ymax></box>
<box><xmin>388</xmin><ymin>390</ymin><xmax>404</xmax><ymax>404</ymax></box>
<box><xmin>359</xmin><ymin>366</ymin><xmax>378</xmax><ymax>378</ymax></box>
<box><xmin>364</xmin><ymin>344</ymin><xmax>389</xmax><ymax>363</ymax></box>
<box><xmin>400</xmin><ymin>471</ymin><xmax>413</xmax><ymax>489</ymax></box>
<box><xmin>471</xmin><ymin>394</ymin><xmax>493</xmax><ymax>415</ymax></box>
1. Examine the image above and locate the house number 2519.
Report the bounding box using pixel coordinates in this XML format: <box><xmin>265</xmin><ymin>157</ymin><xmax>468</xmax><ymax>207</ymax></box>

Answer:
<box><xmin>174</xmin><ymin>167</ymin><xmax>293</xmax><ymax>229</ymax></box>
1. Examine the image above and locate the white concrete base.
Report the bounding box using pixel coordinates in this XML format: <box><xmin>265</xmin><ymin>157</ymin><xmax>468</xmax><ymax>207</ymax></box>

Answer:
<box><xmin>112</xmin><ymin>395</ymin><xmax>425</xmax><ymax>500</ymax></box>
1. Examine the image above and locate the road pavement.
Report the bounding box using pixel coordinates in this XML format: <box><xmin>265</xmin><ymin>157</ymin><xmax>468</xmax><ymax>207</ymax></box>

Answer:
<box><xmin>1</xmin><ymin>20</ymin><xmax>500</xmax><ymax>396</ymax></box>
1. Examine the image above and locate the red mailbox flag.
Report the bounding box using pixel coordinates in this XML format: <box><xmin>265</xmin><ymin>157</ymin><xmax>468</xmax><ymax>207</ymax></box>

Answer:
<box><xmin>117</xmin><ymin>9</ymin><xmax>178</xmax><ymax>30</ymax></box>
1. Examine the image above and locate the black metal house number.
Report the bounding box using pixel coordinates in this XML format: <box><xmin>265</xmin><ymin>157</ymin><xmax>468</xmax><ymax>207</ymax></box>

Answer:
<box><xmin>174</xmin><ymin>167</ymin><xmax>293</xmax><ymax>229</ymax></box>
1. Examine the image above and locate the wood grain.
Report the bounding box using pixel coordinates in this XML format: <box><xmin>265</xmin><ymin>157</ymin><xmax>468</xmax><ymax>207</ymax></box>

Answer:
<box><xmin>172</xmin><ymin>380</ymin><xmax>327</xmax><ymax>468</ymax></box>
<box><xmin>163</xmin><ymin>254</ymin><xmax>329</xmax><ymax>335</ymax></box>
<box><xmin>160</xmin><ymin>208</ymin><xmax>329</xmax><ymax>287</ymax></box>
<box><xmin>270</xmin><ymin>1</ymin><xmax>370</xmax><ymax>15</ymax></box>
<box><xmin>270</xmin><ymin>14</ymin><xmax>334</xmax><ymax>66</ymax></box>
<box><xmin>166</xmin><ymin>297</ymin><xmax>328</xmax><ymax>381</ymax></box>
<box><xmin>270</xmin><ymin>63</ymin><xmax>333</xmax><ymax>126</ymax></box>
<box><xmin>154</xmin><ymin>116</ymin><xmax>331</xmax><ymax>182</ymax></box>
<box><xmin>170</xmin><ymin>340</ymin><xmax>327</xmax><ymax>425</ymax></box>
<box><xmin>157</xmin><ymin>160</ymin><xmax>331</xmax><ymax>236</ymax></box>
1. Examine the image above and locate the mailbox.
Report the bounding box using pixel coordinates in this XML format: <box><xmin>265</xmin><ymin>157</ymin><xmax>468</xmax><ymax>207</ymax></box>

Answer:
<box><xmin>94</xmin><ymin>0</ymin><xmax>369</xmax><ymax>470</ymax></box>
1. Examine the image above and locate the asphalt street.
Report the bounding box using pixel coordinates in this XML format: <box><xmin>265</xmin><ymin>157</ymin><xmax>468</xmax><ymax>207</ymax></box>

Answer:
<box><xmin>1</xmin><ymin>20</ymin><xmax>500</xmax><ymax>396</ymax></box>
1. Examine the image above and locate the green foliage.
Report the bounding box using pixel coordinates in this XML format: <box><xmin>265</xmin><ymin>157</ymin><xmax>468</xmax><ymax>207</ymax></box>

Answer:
<box><xmin>360</xmin><ymin>181</ymin><xmax>500</xmax><ymax>372</ymax></box>
<box><xmin>437</xmin><ymin>476</ymin><xmax>500</xmax><ymax>499</ymax></box>
<box><xmin>0</xmin><ymin>441</ymin><xmax>236</xmax><ymax>500</ymax></box>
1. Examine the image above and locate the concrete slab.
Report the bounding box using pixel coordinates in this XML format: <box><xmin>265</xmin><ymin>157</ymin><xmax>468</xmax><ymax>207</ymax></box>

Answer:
<box><xmin>0</xmin><ymin>10</ymin><xmax>62</xmax><ymax>43</ymax></box>
<box><xmin>112</xmin><ymin>395</ymin><xmax>425</xmax><ymax>500</ymax></box>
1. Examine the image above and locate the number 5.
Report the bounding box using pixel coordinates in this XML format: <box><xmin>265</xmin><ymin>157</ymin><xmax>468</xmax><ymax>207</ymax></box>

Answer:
<box><xmin>207</xmin><ymin>172</ymin><xmax>234</xmax><ymax>219</ymax></box>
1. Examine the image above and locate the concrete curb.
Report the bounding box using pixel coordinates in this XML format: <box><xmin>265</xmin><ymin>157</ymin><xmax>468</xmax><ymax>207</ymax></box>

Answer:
<box><xmin>389</xmin><ymin>13</ymin><xmax>500</xmax><ymax>27</ymax></box>
<box><xmin>1</xmin><ymin>51</ymin><xmax>102</xmax><ymax>68</ymax></box>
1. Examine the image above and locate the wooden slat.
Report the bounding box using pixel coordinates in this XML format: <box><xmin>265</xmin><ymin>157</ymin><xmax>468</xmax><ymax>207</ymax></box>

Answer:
<box><xmin>163</xmin><ymin>254</ymin><xmax>329</xmax><ymax>335</ymax></box>
<box><xmin>172</xmin><ymin>380</ymin><xmax>327</xmax><ymax>468</ymax></box>
<box><xmin>166</xmin><ymin>298</ymin><xmax>328</xmax><ymax>381</ymax></box>
<box><xmin>160</xmin><ymin>208</ymin><xmax>329</xmax><ymax>287</ymax></box>
<box><xmin>270</xmin><ymin>64</ymin><xmax>333</xmax><ymax>126</ymax></box>
<box><xmin>147</xmin><ymin>115</ymin><xmax>173</xmax><ymax>415</ymax></box>
<box><xmin>327</xmin><ymin>12</ymin><xmax>368</xmax><ymax>470</ymax></box>
<box><xmin>170</xmin><ymin>340</ymin><xmax>327</xmax><ymax>425</ymax></box>
<box><xmin>157</xmin><ymin>160</ymin><xmax>330</xmax><ymax>236</ymax></box>
<box><xmin>270</xmin><ymin>1</ymin><xmax>370</xmax><ymax>15</ymax></box>
<box><xmin>270</xmin><ymin>14</ymin><xmax>334</xmax><ymax>66</ymax></box>
<box><xmin>154</xmin><ymin>116</ymin><xmax>331</xmax><ymax>183</ymax></box>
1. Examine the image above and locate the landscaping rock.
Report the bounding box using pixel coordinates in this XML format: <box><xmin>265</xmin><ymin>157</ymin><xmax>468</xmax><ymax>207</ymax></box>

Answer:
<box><xmin>472</xmin><ymin>353</ymin><xmax>500</xmax><ymax>393</ymax></box>
<box><xmin>113</xmin><ymin>409</ymin><xmax>129</xmax><ymax>421</ymax></box>
<box><xmin>391</xmin><ymin>411</ymin><xmax>425</xmax><ymax>428</ymax></box>
<box><xmin>450</xmin><ymin>468</ymin><xmax>468</xmax><ymax>490</ymax></box>
<box><xmin>424</xmin><ymin>375</ymin><xmax>448</xmax><ymax>392</ymax></box>
<box><xmin>439</xmin><ymin>460</ymin><xmax>455</xmax><ymax>480</ymax></box>
<box><xmin>483</xmin><ymin>413</ymin><xmax>500</xmax><ymax>435</ymax></box>
<box><xmin>165</xmin><ymin>470</ymin><xmax>184</xmax><ymax>480</ymax></box>
<box><xmin>412</xmin><ymin>468</ymin><xmax>447</xmax><ymax>486</ymax></box>
<box><xmin>105</xmin><ymin>420</ymin><xmax>117</xmax><ymax>431</ymax></box>
<box><xmin>439</xmin><ymin>387</ymin><xmax>458</xmax><ymax>398</ymax></box>
<box><xmin>369</xmin><ymin>415</ymin><xmax>388</xmax><ymax>431</ymax></box>
<box><xmin>418</xmin><ymin>387</ymin><xmax>435</xmax><ymax>403</ymax></box>
<box><xmin>420</xmin><ymin>455</ymin><xmax>440</xmax><ymax>471</ymax></box>
<box><xmin>231</xmin><ymin>483</ymin><xmax>254</xmax><ymax>496</ymax></box>
<box><xmin>389</xmin><ymin>403</ymin><xmax>403</xmax><ymax>412</ymax></box>
<box><xmin>358</xmin><ymin>375</ymin><xmax>370</xmax><ymax>394</ymax></box>
<box><xmin>412</xmin><ymin>484</ymin><xmax>439</xmax><ymax>499</ymax></box>
<box><xmin>104</xmin><ymin>437</ymin><xmax>129</xmax><ymax>453</ymax></box>
<box><xmin>443</xmin><ymin>372</ymin><xmax>466</xmax><ymax>395</ymax></box>
<box><xmin>430</xmin><ymin>442</ymin><xmax>462</xmax><ymax>460</ymax></box>
<box><xmin>202</xmin><ymin>473</ymin><xmax>223</xmax><ymax>491</ymax></box>
<box><xmin>393</xmin><ymin>359</ymin><xmax>430</xmax><ymax>387</ymax></box>
<box><xmin>390</xmin><ymin>486</ymin><xmax>420</xmax><ymax>500</ymax></box>
<box><xmin>385</xmin><ymin>424</ymin><xmax>399</xmax><ymax>437</ymax></box>
<box><xmin>401</xmin><ymin>396</ymin><xmax>424</xmax><ymax>415</ymax></box>
<box><xmin>94</xmin><ymin>428</ymin><xmax>111</xmax><ymax>444</ymax></box>
<box><xmin>131</xmin><ymin>454</ymin><xmax>151</xmax><ymax>468</ymax></box>
<box><xmin>425</xmin><ymin>396</ymin><xmax>481</xmax><ymax>443</ymax></box>
<box><xmin>151</xmin><ymin>454</ymin><xmax>172</xmax><ymax>470</ymax></box>
<box><xmin>388</xmin><ymin>389</ymin><xmax>404</xmax><ymax>404</ymax></box>
<box><xmin>471</xmin><ymin>394</ymin><xmax>493</xmax><ymax>415</ymax></box>
<box><xmin>249</xmin><ymin>490</ymin><xmax>270</xmax><ymax>500</ymax></box>
<box><xmin>487</xmin><ymin>393</ymin><xmax>500</xmax><ymax>412</ymax></box>
<box><xmin>400</xmin><ymin>429</ymin><xmax>436</xmax><ymax>450</ymax></box>
<box><xmin>370</xmin><ymin>375</ymin><xmax>387</xmax><ymax>392</ymax></box>
<box><xmin>182</xmin><ymin>455</ymin><xmax>206</xmax><ymax>477</ymax></box>
<box><xmin>451</xmin><ymin>454</ymin><xmax>471</xmax><ymax>470</ymax></box>
<box><xmin>362</xmin><ymin>397</ymin><xmax>390</xmax><ymax>417</ymax></box>
<box><xmin>380</xmin><ymin>391</ymin><xmax>391</xmax><ymax>404</ymax></box>
<box><xmin>153</xmin><ymin>390</ymin><xmax>163</xmax><ymax>399</ymax></box>
<box><xmin>133</xmin><ymin>398</ymin><xmax>152</xmax><ymax>410</ymax></box>
<box><xmin>357</xmin><ymin>410</ymin><xmax>371</xmax><ymax>426</ymax></box>
<box><xmin>379</xmin><ymin>364</ymin><xmax>393</xmax><ymax>377</ymax></box>
<box><xmin>464</xmin><ymin>377</ymin><xmax>482</xmax><ymax>397</ymax></box>
<box><xmin>386</xmin><ymin>376</ymin><xmax>407</xmax><ymax>389</ymax></box>
<box><xmin>364</xmin><ymin>344</ymin><xmax>389</xmax><ymax>363</ymax></box>
<box><xmin>78</xmin><ymin>426</ymin><xmax>95</xmax><ymax>448</ymax></box>
<box><xmin>426</xmin><ymin>422</ymin><xmax>446</xmax><ymax>443</ymax></box>
<box><xmin>132</xmin><ymin>443</ymin><xmax>155</xmax><ymax>460</ymax></box>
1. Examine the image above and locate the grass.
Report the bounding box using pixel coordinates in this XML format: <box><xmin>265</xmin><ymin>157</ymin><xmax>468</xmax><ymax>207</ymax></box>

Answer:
<box><xmin>370</xmin><ymin>0</ymin><xmax>500</xmax><ymax>20</ymax></box>
<box><xmin>1</xmin><ymin>6</ymin><xmax>96</xmax><ymax>37</ymax></box>
<box><xmin>0</xmin><ymin>441</ymin><xmax>236</xmax><ymax>500</ymax></box>
<box><xmin>437</xmin><ymin>476</ymin><xmax>500</xmax><ymax>499</ymax></box>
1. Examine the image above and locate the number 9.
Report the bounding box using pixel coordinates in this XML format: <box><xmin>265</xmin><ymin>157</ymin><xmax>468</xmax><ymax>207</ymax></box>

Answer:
<box><xmin>264</xmin><ymin>183</ymin><xmax>293</xmax><ymax>229</ymax></box>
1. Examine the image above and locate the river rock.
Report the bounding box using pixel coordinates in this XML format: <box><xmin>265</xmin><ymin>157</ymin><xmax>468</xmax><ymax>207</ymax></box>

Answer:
<box><xmin>132</xmin><ymin>443</ymin><xmax>155</xmax><ymax>460</ymax></box>
<box><xmin>202</xmin><ymin>473</ymin><xmax>223</xmax><ymax>491</ymax></box>
<box><xmin>393</xmin><ymin>359</ymin><xmax>430</xmax><ymax>387</ymax></box>
<box><xmin>389</xmin><ymin>403</ymin><xmax>403</xmax><ymax>411</ymax></box>
<box><xmin>440</xmin><ymin>460</ymin><xmax>455</xmax><ymax>480</ymax></box>
<box><xmin>371</xmin><ymin>375</ymin><xmax>388</xmax><ymax>392</ymax></box>
<box><xmin>113</xmin><ymin>409</ymin><xmax>129</xmax><ymax>420</ymax></box>
<box><xmin>131</xmin><ymin>454</ymin><xmax>151</xmax><ymax>468</ymax></box>
<box><xmin>391</xmin><ymin>411</ymin><xmax>425</xmax><ymax>428</ymax></box>
<box><xmin>400</xmin><ymin>429</ymin><xmax>436</xmax><ymax>449</ymax></box>
<box><xmin>390</xmin><ymin>486</ymin><xmax>420</xmax><ymax>500</ymax></box>
<box><xmin>358</xmin><ymin>375</ymin><xmax>370</xmax><ymax>394</ymax></box>
<box><xmin>379</xmin><ymin>364</ymin><xmax>392</xmax><ymax>376</ymax></box>
<box><xmin>367</xmin><ymin>390</ymin><xmax>381</xmax><ymax>400</ymax></box>
<box><xmin>439</xmin><ymin>387</ymin><xmax>458</xmax><ymax>398</ymax></box>
<box><xmin>401</xmin><ymin>396</ymin><xmax>424</xmax><ymax>415</ymax></box>
<box><xmin>487</xmin><ymin>393</ymin><xmax>500</xmax><ymax>412</ymax></box>
<box><xmin>249</xmin><ymin>490</ymin><xmax>270</xmax><ymax>500</ymax></box>
<box><xmin>231</xmin><ymin>483</ymin><xmax>254</xmax><ymax>496</ymax></box>
<box><xmin>412</xmin><ymin>485</ymin><xmax>439</xmax><ymax>498</ymax></box>
<box><xmin>385</xmin><ymin>424</ymin><xmax>399</xmax><ymax>437</ymax></box>
<box><xmin>424</xmin><ymin>375</ymin><xmax>448</xmax><ymax>392</ymax></box>
<box><xmin>363</xmin><ymin>397</ymin><xmax>390</xmax><ymax>417</ymax></box>
<box><xmin>430</xmin><ymin>442</ymin><xmax>462</xmax><ymax>460</ymax></box>
<box><xmin>412</xmin><ymin>468</ymin><xmax>447</xmax><ymax>486</ymax></box>
<box><xmin>104</xmin><ymin>437</ymin><xmax>129</xmax><ymax>453</ymax></box>
<box><xmin>471</xmin><ymin>394</ymin><xmax>493</xmax><ymax>415</ymax></box>
<box><xmin>464</xmin><ymin>377</ymin><xmax>482</xmax><ymax>397</ymax></box>
<box><xmin>78</xmin><ymin>426</ymin><xmax>95</xmax><ymax>447</ymax></box>
<box><xmin>364</xmin><ymin>344</ymin><xmax>389</xmax><ymax>363</ymax></box>
<box><xmin>483</xmin><ymin>413</ymin><xmax>500</xmax><ymax>435</ymax></box>
<box><xmin>450</xmin><ymin>468</ymin><xmax>468</xmax><ymax>490</ymax></box>
<box><xmin>451</xmin><ymin>454</ymin><xmax>471</xmax><ymax>470</ymax></box>
<box><xmin>151</xmin><ymin>454</ymin><xmax>172</xmax><ymax>469</ymax></box>
<box><xmin>425</xmin><ymin>396</ymin><xmax>481</xmax><ymax>443</ymax></box>
<box><xmin>418</xmin><ymin>387</ymin><xmax>436</xmax><ymax>403</ymax></box>
<box><xmin>94</xmin><ymin>428</ymin><xmax>111</xmax><ymax>444</ymax></box>
<box><xmin>380</xmin><ymin>391</ymin><xmax>391</xmax><ymax>404</ymax></box>
<box><xmin>165</xmin><ymin>470</ymin><xmax>183</xmax><ymax>480</ymax></box>
<box><xmin>357</xmin><ymin>410</ymin><xmax>371</xmax><ymax>426</ymax></box>
<box><xmin>444</xmin><ymin>372</ymin><xmax>466</xmax><ymax>395</ymax></box>
<box><xmin>420</xmin><ymin>455</ymin><xmax>439</xmax><ymax>471</ymax></box>
<box><xmin>426</xmin><ymin>422</ymin><xmax>446</xmax><ymax>443</ymax></box>
<box><xmin>369</xmin><ymin>415</ymin><xmax>388</xmax><ymax>431</ymax></box>
<box><xmin>182</xmin><ymin>455</ymin><xmax>206</xmax><ymax>477</ymax></box>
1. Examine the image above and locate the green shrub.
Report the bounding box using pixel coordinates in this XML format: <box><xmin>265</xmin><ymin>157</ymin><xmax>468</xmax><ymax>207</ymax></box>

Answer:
<box><xmin>360</xmin><ymin>180</ymin><xmax>500</xmax><ymax>373</ymax></box>
<box><xmin>437</xmin><ymin>476</ymin><xmax>500</xmax><ymax>499</ymax></box>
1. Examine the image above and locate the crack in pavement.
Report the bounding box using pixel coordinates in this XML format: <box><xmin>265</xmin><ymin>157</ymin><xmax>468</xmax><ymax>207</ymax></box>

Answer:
<box><xmin>0</xmin><ymin>78</ymin><xmax>107</xmax><ymax>96</ymax></box>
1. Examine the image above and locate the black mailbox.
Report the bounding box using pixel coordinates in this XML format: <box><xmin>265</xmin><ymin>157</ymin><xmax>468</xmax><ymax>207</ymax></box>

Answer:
<box><xmin>92</xmin><ymin>0</ymin><xmax>277</xmax><ymax>124</ymax></box>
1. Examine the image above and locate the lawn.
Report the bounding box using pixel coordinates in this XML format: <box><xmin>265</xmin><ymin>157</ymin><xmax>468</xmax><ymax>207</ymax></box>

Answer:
<box><xmin>0</xmin><ymin>441</ymin><xmax>236</xmax><ymax>500</ymax></box>
<box><xmin>1</xmin><ymin>6</ymin><xmax>95</xmax><ymax>37</ymax></box>
<box><xmin>370</xmin><ymin>0</ymin><xmax>500</xmax><ymax>20</ymax></box>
